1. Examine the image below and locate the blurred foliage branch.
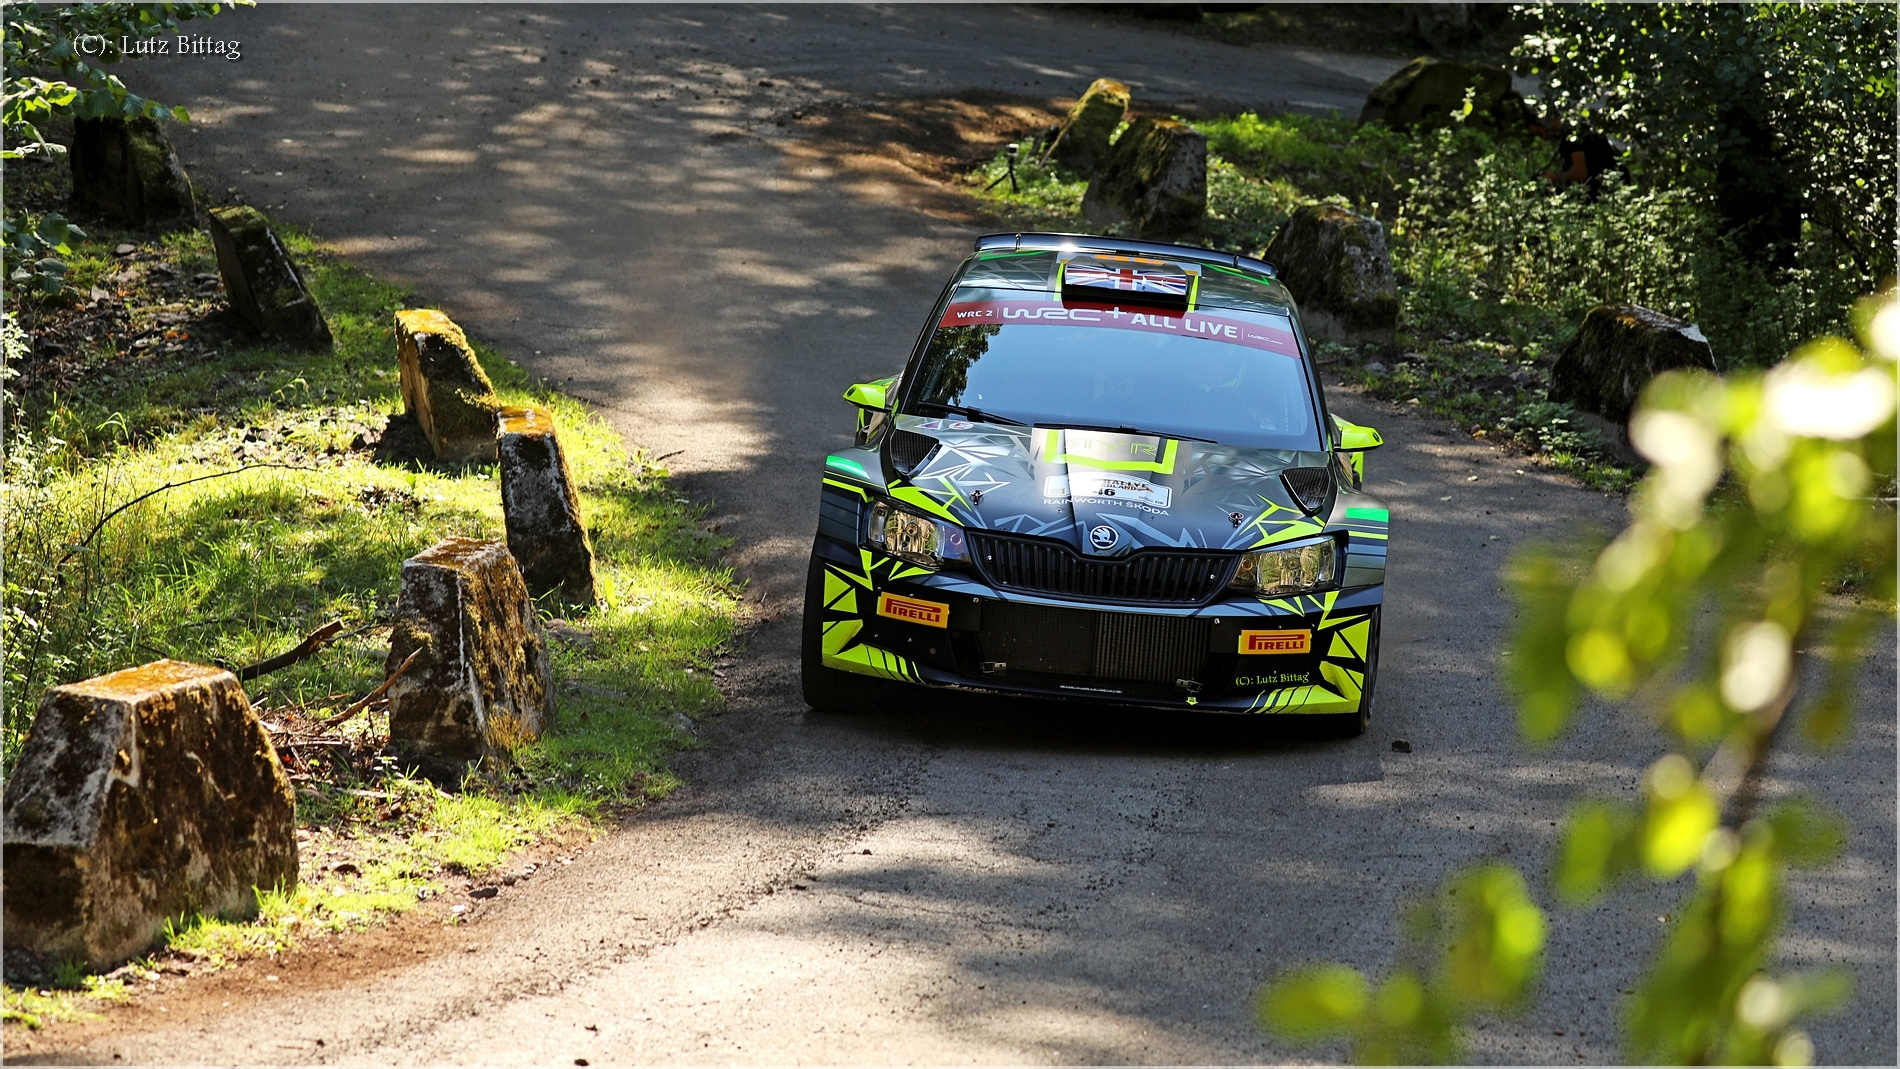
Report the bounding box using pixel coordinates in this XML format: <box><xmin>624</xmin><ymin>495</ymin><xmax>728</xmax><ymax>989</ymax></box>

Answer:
<box><xmin>2</xmin><ymin>2</ymin><xmax>249</xmax><ymax>293</ymax></box>
<box><xmin>1262</xmin><ymin>291</ymin><xmax>1895</xmax><ymax>1064</ymax></box>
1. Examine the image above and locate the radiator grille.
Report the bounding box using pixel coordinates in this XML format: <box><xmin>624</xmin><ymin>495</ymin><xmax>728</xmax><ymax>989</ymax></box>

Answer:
<box><xmin>977</xmin><ymin>602</ymin><xmax>1212</xmax><ymax>685</ymax></box>
<box><xmin>971</xmin><ymin>532</ymin><xmax>1236</xmax><ymax>605</ymax></box>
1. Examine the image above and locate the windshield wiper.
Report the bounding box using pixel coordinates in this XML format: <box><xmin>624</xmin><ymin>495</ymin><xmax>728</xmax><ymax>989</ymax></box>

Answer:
<box><xmin>1054</xmin><ymin>422</ymin><xmax>1216</xmax><ymax>443</ymax></box>
<box><xmin>913</xmin><ymin>401</ymin><xmax>1027</xmax><ymax>426</ymax></box>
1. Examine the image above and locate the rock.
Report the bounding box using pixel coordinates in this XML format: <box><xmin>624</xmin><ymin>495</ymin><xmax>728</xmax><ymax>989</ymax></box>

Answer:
<box><xmin>1407</xmin><ymin>3</ymin><xmax>1473</xmax><ymax>50</ymax></box>
<box><xmin>206</xmin><ymin>205</ymin><xmax>333</xmax><ymax>351</ymax></box>
<box><xmin>1549</xmin><ymin>304</ymin><xmax>1718</xmax><ymax>424</ymax></box>
<box><xmin>1080</xmin><ymin>116</ymin><xmax>1207</xmax><ymax>241</ymax></box>
<box><xmin>1044</xmin><ymin>78</ymin><xmax>1131</xmax><ymax>173</ymax></box>
<box><xmin>395</xmin><ymin>310</ymin><xmax>501</xmax><ymax>464</ymax></box>
<box><xmin>3</xmin><ymin>661</ymin><xmax>296</xmax><ymax>969</ymax></box>
<box><xmin>499</xmin><ymin>406</ymin><xmax>599</xmax><ymax>607</ymax></box>
<box><xmin>385</xmin><ymin>538</ymin><xmax>553</xmax><ymax>763</ymax></box>
<box><xmin>1358</xmin><ymin>57</ymin><xmax>1529</xmax><ymax>133</ymax></box>
<box><xmin>69</xmin><ymin>117</ymin><xmax>196</xmax><ymax>229</ymax></box>
<box><xmin>1263</xmin><ymin>203</ymin><xmax>1399</xmax><ymax>347</ymax></box>
<box><xmin>545</xmin><ymin>621</ymin><xmax>598</xmax><ymax>654</ymax></box>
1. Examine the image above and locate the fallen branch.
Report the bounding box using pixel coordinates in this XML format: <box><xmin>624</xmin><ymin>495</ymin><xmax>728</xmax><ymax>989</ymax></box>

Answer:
<box><xmin>54</xmin><ymin>462</ymin><xmax>321</xmax><ymax>574</ymax></box>
<box><xmin>317</xmin><ymin>648</ymin><xmax>422</xmax><ymax>730</ymax></box>
<box><xmin>15</xmin><ymin>462</ymin><xmax>324</xmax><ymax>700</ymax></box>
<box><xmin>236</xmin><ymin>620</ymin><xmax>345</xmax><ymax>681</ymax></box>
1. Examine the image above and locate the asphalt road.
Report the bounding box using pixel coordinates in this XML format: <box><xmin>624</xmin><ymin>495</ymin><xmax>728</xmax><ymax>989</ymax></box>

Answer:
<box><xmin>33</xmin><ymin>5</ymin><xmax>1894</xmax><ymax>1064</ymax></box>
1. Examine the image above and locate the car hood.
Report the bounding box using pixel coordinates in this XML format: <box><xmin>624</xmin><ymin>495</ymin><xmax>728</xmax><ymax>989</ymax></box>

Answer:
<box><xmin>887</xmin><ymin>415</ymin><xmax>1333</xmax><ymax>554</ymax></box>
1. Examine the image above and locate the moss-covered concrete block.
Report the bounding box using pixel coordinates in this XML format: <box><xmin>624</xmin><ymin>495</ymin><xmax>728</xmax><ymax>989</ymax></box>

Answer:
<box><xmin>386</xmin><ymin>538</ymin><xmax>553</xmax><ymax>762</ymax></box>
<box><xmin>70</xmin><ymin>117</ymin><xmax>196</xmax><ymax>228</ymax></box>
<box><xmin>1080</xmin><ymin>116</ymin><xmax>1207</xmax><ymax>241</ymax></box>
<box><xmin>1359</xmin><ymin>57</ymin><xmax>1530</xmax><ymax>133</ymax></box>
<box><xmin>207</xmin><ymin>205</ymin><xmax>334</xmax><ymax>351</ymax></box>
<box><xmin>499</xmin><ymin>406</ymin><xmax>599</xmax><ymax>607</ymax></box>
<box><xmin>1263</xmin><ymin>204</ymin><xmax>1399</xmax><ymax>347</ymax></box>
<box><xmin>395</xmin><ymin>309</ymin><xmax>501</xmax><ymax>464</ymax></box>
<box><xmin>1046</xmin><ymin>78</ymin><xmax>1131</xmax><ymax>173</ymax></box>
<box><xmin>3</xmin><ymin>660</ymin><xmax>296</xmax><ymax>969</ymax></box>
<box><xmin>1550</xmin><ymin>304</ymin><xmax>1717</xmax><ymax>424</ymax></box>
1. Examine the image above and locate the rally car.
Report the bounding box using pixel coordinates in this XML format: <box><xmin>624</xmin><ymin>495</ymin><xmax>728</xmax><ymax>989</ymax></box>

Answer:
<box><xmin>801</xmin><ymin>233</ymin><xmax>1389</xmax><ymax>734</ymax></box>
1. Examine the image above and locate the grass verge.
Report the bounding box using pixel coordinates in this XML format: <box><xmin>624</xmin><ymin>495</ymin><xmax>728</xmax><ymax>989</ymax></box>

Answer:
<box><xmin>2</xmin><ymin>206</ymin><xmax>743</xmax><ymax>1015</ymax></box>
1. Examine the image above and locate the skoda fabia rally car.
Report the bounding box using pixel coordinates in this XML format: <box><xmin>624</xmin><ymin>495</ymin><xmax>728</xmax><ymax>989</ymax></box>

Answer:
<box><xmin>801</xmin><ymin>233</ymin><xmax>1390</xmax><ymax>733</ymax></box>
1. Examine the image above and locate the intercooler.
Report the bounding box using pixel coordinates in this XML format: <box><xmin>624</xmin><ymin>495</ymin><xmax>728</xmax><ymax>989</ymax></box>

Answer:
<box><xmin>976</xmin><ymin>601</ymin><xmax>1212</xmax><ymax>685</ymax></box>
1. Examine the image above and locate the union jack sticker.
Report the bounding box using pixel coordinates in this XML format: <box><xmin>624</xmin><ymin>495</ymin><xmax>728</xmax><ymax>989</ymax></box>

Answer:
<box><xmin>1063</xmin><ymin>255</ymin><xmax>1193</xmax><ymax>297</ymax></box>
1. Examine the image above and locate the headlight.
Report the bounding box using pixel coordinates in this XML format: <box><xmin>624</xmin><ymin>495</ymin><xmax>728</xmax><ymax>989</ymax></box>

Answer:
<box><xmin>866</xmin><ymin>500</ymin><xmax>969</xmax><ymax>568</ymax></box>
<box><xmin>1231</xmin><ymin>536</ymin><xmax>1339</xmax><ymax>596</ymax></box>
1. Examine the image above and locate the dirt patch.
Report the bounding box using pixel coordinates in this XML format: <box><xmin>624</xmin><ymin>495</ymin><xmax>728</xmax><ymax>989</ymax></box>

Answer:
<box><xmin>775</xmin><ymin>91</ymin><xmax>1069</xmax><ymax>221</ymax></box>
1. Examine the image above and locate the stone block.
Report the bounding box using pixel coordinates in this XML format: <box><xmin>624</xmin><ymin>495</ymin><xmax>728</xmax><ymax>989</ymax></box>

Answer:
<box><xmin>1080</xmin><ymin>116</ymin><xmax>1207</xmax><ymax>241</ymax></box>
<box><xmin>1264</xmin><ymin>204</ymin><xmax>1399</xmax><ymax>348</ymax></box>
<box><xmin>1407</xmin><ymin>3</ymin><xmax>1475</xmax><ymax>50</ymax></box>
<box><xmin>499</xmin><ymin>406</ymin><xmax>599</xmax><ymax>607</ymax></box>
<box><xmin>1045</xmin><ymin>78</ymin><xmax>1132</xmax><ymax>173</ymax></box>
<box><xmin>386</xmin><ymin>538</ymin><xmax>553</xmax><ymax>762</ymax></box>
<box><xmin>70</xmin><ymin>117</ymin><xmax>196</xmax><ymax>228</ymax></box>
<box><xmin>395</xmin><ymin>310</ymin><xmax>501</xmax><ymax>464</ymax></box>
<box><xmin>3</xmin><ymin>661</ymin><xmax>296</xmax><ymax>969</ymax></box>
<box><xmin>1550</xmin><ymin>304</ymin><xmax>1718</xmax><ymax>424</ymax></box>
<box><xmin>1358</xmin><ymin>57</ymin><xmax>1529</xmax><ymax>133</ymax></box>
<box><xmin>207</xmin><ymin>205</ymin><xmax>333</xmax><ymax>351</ymax></box>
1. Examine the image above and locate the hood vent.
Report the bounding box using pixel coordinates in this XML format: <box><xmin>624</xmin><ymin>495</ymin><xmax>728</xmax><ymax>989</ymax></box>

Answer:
<box><xmin>1280</xmin><ymin>466</ymin><xmax>1333</xmax><ymax>515</ymax></box>
<box><xmin>889</xmin><ymin>430</ymin><xmax>937</xmax><ymax>475</ymax></box>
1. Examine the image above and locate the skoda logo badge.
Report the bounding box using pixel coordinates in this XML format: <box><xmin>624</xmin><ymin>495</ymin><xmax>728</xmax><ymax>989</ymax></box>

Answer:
<box><xmin>1088</xmin><ymin>525</ymin><xmax>1119</xmax><ymax>551</ymax></box>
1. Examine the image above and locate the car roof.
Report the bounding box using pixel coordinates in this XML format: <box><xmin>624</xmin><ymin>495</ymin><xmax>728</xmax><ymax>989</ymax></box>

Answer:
<box><xmin>966</xmin><ymin>233</ymin><xmax>1294</xmax><ymax>318</ymax></box>
<box><xmin>974</xmin><ymin>232</ymin><xmax>1278</xmax><ymax>279</ymax></box>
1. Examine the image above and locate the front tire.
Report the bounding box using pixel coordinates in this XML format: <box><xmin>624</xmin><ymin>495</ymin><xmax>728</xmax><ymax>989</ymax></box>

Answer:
<box><xmin>800</xmin><ymin>552</ymin><xmax>883</xmax><ymax>713</ymax></box>
<box><xmin>1320</xmin><ymin>608</ymin><xmax>1380</xmax><ymax>738</ymax></box>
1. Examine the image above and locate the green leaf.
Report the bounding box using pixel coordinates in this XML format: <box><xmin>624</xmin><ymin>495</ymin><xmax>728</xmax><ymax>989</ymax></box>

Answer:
<box><xmin>1763</xmin><ymin>800</ymin><xmax>1845</xmax><ymax>868</ymax></box>
<box><xmin>1439</xmin><ymin>863</ymin><xmax>1545</xmax><ymax>1009</ymax></box>
<box><xmin>1642</xmin><ymin>767</ymin><xmax>1718</xmax><ymax>879</ymax></box>
<box><xmin>1555</xmin><ymin>800</ymin><xmax>1640</xmax><ymax>905</ymax></box>
<box><xmin>1257</xmin><ymin>964</ymin><xmax>1369</xmax><ymax>1041</ymax></box>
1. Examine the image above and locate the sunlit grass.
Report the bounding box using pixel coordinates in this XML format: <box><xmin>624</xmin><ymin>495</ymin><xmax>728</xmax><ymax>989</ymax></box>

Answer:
<box><xmin>2</xmin><ymin>976</ymin><xmax>130</xmax><ymax>1029</ymax></box>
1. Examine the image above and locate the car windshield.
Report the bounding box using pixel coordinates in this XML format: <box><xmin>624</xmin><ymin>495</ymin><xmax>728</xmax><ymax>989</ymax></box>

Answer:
<box><xmin>906</xmin><ymin>289</ymin><xmax>1322</xmax><ymax>450</ymax></box>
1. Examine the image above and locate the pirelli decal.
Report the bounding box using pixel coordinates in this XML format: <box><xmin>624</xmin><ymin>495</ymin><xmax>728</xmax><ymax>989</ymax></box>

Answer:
<box><xmin>877</xmin><ymin>592</ymin><xmax>949</xmax><ymax>629</ymax></box>
<box><xmin>1239</xmin><ymin>629</ymin><xmax>1311</xmax><ymax>655</ymax></box>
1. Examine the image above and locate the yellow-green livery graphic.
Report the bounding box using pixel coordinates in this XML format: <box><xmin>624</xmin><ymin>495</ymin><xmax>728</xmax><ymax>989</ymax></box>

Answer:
<box><xmin>802</xmin><ymin>233</ymin><xmax>1391</xmax><ymax>735</ymax></box>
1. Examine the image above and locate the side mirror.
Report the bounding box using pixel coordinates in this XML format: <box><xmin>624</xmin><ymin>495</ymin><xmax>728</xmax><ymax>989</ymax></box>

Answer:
<box><xmin>1332</xmin><ymin>415</ymin><xmax>1383</xmax><ymax>451</ymax></box>
<box><xmin>845</xmin><ymin>376</ymin><xmax>896</xmax><ymax>447</ymax></box>
<box><xmin>843</xmin><ymin>377</ymin><xmax>893</xmax><ymax>411</ymax></box>
<box><xmin>1331</xmin><ymin>416</ymin><xmax>1382</xmax><ymax>488</ymax></box>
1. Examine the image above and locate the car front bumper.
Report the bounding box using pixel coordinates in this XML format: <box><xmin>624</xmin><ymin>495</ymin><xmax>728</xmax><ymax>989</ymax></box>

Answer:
<box><xmin>811</xmin><ymin>537</ymin><xmax>1382</xmax><ymax>714</ymax></box>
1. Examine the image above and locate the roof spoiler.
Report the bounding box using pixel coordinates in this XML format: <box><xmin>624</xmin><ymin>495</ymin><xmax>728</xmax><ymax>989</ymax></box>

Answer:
<box><xmin>973</xmin><ymin>232</ymin><xmax>1277</xmax><ymax>278</ymax></box>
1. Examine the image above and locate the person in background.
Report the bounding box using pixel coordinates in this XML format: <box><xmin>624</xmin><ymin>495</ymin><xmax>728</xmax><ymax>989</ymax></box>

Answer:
<box><xmin>1532</xmin><ymin>113</ymin><xmax>1619</xmax><ymax>199</ymax></box>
